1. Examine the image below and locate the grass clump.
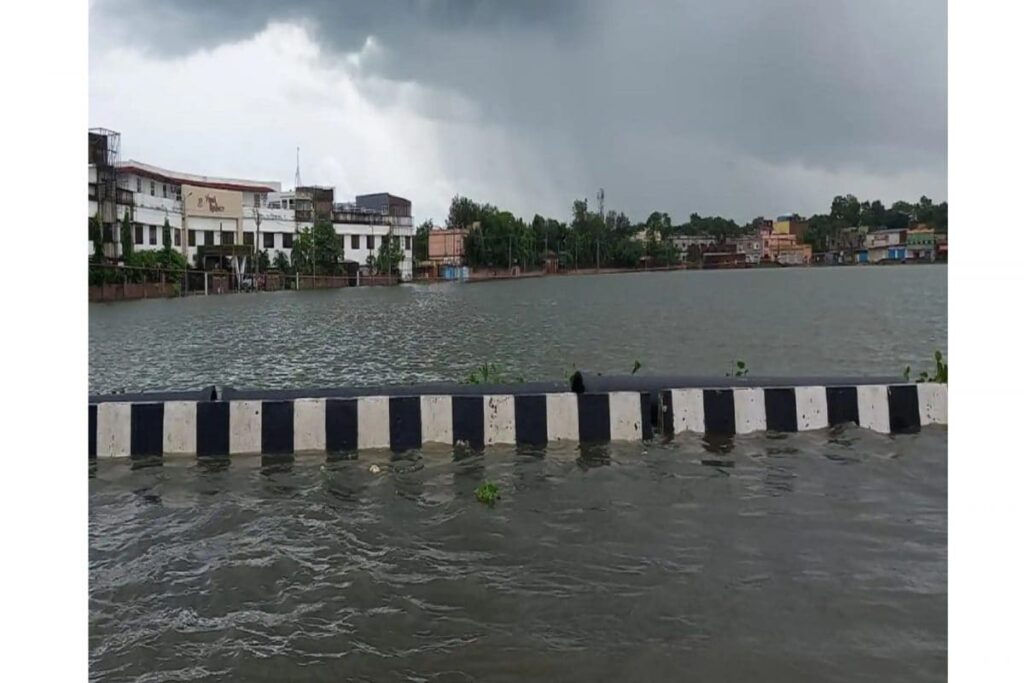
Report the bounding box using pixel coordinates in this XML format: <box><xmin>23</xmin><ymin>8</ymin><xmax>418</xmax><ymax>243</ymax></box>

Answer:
<box><xmin>903</xmin><ymin>350</ymin><xmax>948</xmax><ymax>384</ymax></box>
<box><xmin>474</xmin><ymin>481</ymin><xmax>500</xmax><ymax>506</ymax></box>
<box><xmin>462</xmin><ymin>363</ymin><xmax>524</xmax><ymax>385</ymax></box>
<box><xmin>726</xmin><ymin>360</ymin><xmax>749</xmax><ymax>377</ymax></box>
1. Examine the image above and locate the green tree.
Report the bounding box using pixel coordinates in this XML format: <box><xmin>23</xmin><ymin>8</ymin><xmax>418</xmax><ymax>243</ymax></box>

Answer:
<box><xmin>119</xmin><ymin>210</ymin><xmax>133</xmax><ymax>262</ymax></box>
<box><xmin>830</xmin><ymin>194</ymin><xmax>861</xmax><ymax>227</ymax></box>
<box><xmin>414</xmin><ymin>219</ymin><xmax>433</xmax><ymax>262</ymax></box>
<box><xmin>375</xmin><ymin>230</ymin><xmax>405</xmax><ymax>275</ymax></box>
<box><xmin>272</xmin><ymin>250</ymin><xmax>290</xmax><ymax>273</ymax></box>
<box><xmin>161</xmin><ymin>217</ymin><xmax>172</xmax><ymax>251</ymax></box>
<box><xmin>290</xmin><ymin>220</ymin><xmax>343</xmax><ymax>275</ymax></box>
<box><xmin>90</xmin><ymin>212</ymin><xmax>104</xmax><ymax>263</ymax></box>
<box><xmin>257</xmin><ymin>249</ymin><xmax>270</xmax><ymax>273</ymax></box>
<box><xmin>447</xmin><ymin>195</ymin><xmax>481</xmax><ymax>230</ymax></box>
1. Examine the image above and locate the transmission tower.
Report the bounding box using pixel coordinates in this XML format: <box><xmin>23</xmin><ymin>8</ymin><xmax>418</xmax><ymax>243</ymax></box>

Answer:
<box><xmin>295</xmin><ymin>146</ymin><xmax>302</xmax><ymax>188</ymax></box>
<box><xmin>597</xmin><ymin>188</ymin><xmax>605</xmax><ymax>218</ymax></box>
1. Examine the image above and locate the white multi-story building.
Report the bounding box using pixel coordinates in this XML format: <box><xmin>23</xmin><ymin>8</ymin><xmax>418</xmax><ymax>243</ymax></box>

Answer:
<box><xmin>88</xmin><ymin>129</ymin><xmax>415</xmax><ymax>280</ymax></box>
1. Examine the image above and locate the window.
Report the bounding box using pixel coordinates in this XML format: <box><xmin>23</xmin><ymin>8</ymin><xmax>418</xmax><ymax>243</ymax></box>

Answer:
<box><xmin>136</xmin><ymin>177</ymin><xmax>142</xmax><ymax>192</ymax></box>
<box><xmin>149</xmin><ymin>225</ymin><xmax>157</xmax><ymax>244</ymax></box>
<box><xmin>351</xmin><ymin>234</ymin><xmax>360</xmax><ymax>250</ymax></box>
<box><xmin>204</xmin><ymin>230</ymin><xmax>214</xmax><ymax>246</ymax></box>
<box><xmin>243</xmin><ymin>232</ymin><xmax>254</xmax><ymax>247</ymax></box>
<box><xmin>282</xmin><ymin>233</ymin><xmax>293</xmax><ymax>249</ymax></box>
<box><xmin>134</xmin><ymin>224</ymin><xmax>144</xmax><ymax>245</ymax></box>
<box><xmin>263</xmin><ymin>232</ymin><xmax>275</xmax><ymax>249</ymax></box>
<box><xmin>150</xmin><ymin>181</ymin><xmax>155</xmax><ymax>196</ymax></box>
<box><xmin>367</xmin><ymin>235</ymin><xmax>375</xmax><ymax>250</ymax></box>
<box><xmin>188</xmin><ymin>230</ymin><xmax>196</xmax><ymax>247</ymax></box>
<box><xmin>222</xmin><ymin>232</ymin><xmax>234</xmax><ymax>246</ymax></box>
<box><xmin>162</xmin><ymin>184</ymin><xmax>167</xmax><ymax>199</ymax></box>
<box><xmin>404</xmin><ymin>236</ymin><xmax>412</xmax><ymax>250</ymax></box>
<box><xmin>103</xmin><ymin>224</ymin><xmax>114</xmax><ymax>243</ymax></box>
<box><xmin>174</xmin><ymin>229</ymin><xmax>181</xmax><ymax>247</ymax></box>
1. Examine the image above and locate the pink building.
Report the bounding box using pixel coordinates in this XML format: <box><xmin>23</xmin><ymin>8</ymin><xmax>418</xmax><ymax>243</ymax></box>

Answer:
<box><xmin>427</xmin><ymin>229</ymin><xmax>468</xmax><ymax>265</ymax></box>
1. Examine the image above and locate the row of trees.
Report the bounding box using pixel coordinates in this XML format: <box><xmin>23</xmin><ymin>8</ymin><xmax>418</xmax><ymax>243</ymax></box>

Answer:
<box><xmin>803</xmin><ymin>195</ymin><xmax>948</xmax><ymax>252</ymax></box>
<box><xmin>90</xmin><ymin>211</ymin><xmax>190</xmax><ymax>284</ymax></box>
<box><xmin>425</xmin><ymin>193</ymin><xmax>948</xmax><ymax>268</ymax></box>
<box><xmin>439</xmin><ymin>196</ymin><xmax>684</xmax><ymax>270</ymax></box>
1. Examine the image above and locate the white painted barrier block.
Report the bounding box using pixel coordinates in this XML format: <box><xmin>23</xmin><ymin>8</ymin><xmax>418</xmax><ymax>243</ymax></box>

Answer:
<box><xmin>293</xmin><ymin>398</ymin><xmax>326</xmax><ymax>452</ymax></box>
<box><xmin>546</xmin><ymin>393</ymin><xmax>579</xmax><ymax>442</ymax></box>
<box><xmin>97</xmin><ymin>402</ymin><xmax>131</xmax><ymax>458</ymax></box>
<box><xmin>734</xmin><ymin>388</ymin><xmax>767</xmax><ymax>434</ymax></box>
<box><xmin>670</xmin><ymin>389</ymin><xmax>705</xmax><ymax>434</ymax></box>
<box><xmin>357</xmin><ymin>396</ymin><xmax>390</xmax><ymax>449</ymax></box>
<box><xmin>857</xmin><ymin>385</ymin><xmax>890</xmax><ymax>433</ymax></box>
<box><xmin>794</xmin><ymin>386</ymin><xmax>829</xmax><ymax>431</ymax></box>
<box><xmin>608</xmin><ymin>391</ymin><xmax>643</xmax><ymax>441</ymax></box>
<box><xmin>484</xmin><ymin>395</ymin><xmax>516</xmax><ymax>445</ymax></box>
<box><xmin>917</xmin><ymin>383</ymin><xmax>948</xmax><ymax>426</ymax></box>
<box><xmin>420</xmin><ymin>395</ymin><xmax>453</xmax><ymax>444</ymax></box>
<box><xmin>163</xmin><ymin>401</ymin><xmax>197</xmax><ymax>454</ymax></box>
<box><xmin>229</xmin><ymin>401</ymin><xmax>262</xmax><ymax>454</ymax></box>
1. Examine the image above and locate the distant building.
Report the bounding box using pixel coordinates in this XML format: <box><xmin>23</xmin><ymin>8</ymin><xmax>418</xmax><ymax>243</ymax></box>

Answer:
<box><xmin>670</xmin><ymin>234</ymin><xmax>717</xmax><ymax>260</ymax></box>
<box><xmin>860</xmin><ymin>228</ymin><xmax>907</xmax><ymax>263</ymax></box>
<box><xmin>763</xmin><ymin>233</ymin><xmax>798</xmax><ymax>262</ymax></box>
<box><xmin>427</xmin><ymin>229</ymin><xmax>468</xmax><ymax>265</ymax></box>
<box><xmin>906</xmin><ymin>227</ymin><xmax>936</xmax><ymax>261</ymax></box>
<box><xmin>726</xmin><ymin>235</ymin><xmax>763</xmax><ymax>264</ymax></box>
<box><xmin>774</xmin><ymin>214</ymin><xmax>809</xmax><ymax>242</ymax></box>
<box><xmin>775</xmin><ymin>243</ymin><xmax>812</xmax><ymax>265</ymax></box>
<box><xmin>701</xmin><ymin>246</ymin><xmax>746</xmax><ymax>269</ymax></box>
<box><xmin>88</xmin><ymin>128</ymin><xmax>415</xmax><ymax>280</ymax></box>
<box><xmin>936</xmin><ymin>234</ymin><xmax>948</xmax><ymax>262</ymax></box>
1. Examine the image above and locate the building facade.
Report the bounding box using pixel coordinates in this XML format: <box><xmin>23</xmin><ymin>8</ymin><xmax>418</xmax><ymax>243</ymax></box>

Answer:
<box><xmin>774</xmin><ymin>214</ymin><xmax>809</xmax><ymax>242</ymax></box>
<box><xmin>88</xmin><ymin>129</ymin><xmax>415</xmax><ymax>280</ymax></box>
<box><xmin>775</xmin><ymin>243</ymin><xmax>812</xmax><ymax>265</ymax></box>
<box><xmin>906</xmin><ymin>227</ymin><xmax>936</xmax><ymax>261</ymax></box>
<box><xmin>726</xmin><ymin>235</ymin><xmax>763</xmax><ymax>264</ymax></box>
<box><xmin>860</xmin><ymin>229</ymin><xmax>907</xmax><ymax>263</ymax></box>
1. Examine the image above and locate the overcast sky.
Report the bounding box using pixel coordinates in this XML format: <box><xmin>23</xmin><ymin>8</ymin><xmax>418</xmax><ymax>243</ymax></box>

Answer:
<box><xmin>89</xmin><ymin>0</ymin><xmax>946</xmax><ymax>225</ymax></box>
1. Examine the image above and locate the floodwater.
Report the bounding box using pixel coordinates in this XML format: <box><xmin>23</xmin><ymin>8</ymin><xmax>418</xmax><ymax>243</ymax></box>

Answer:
<box><xmin>90</xmin><ymin>431</ymin><xmax>947</xmax><ymax>682</ymax></box>
<box><xmin>88</xmin><ymin>266</ymin><xmax>947</xmax><ymax>681</ymax></box>
<box><xmin>88</xmin><ymin>265</ymin><xmax>947</xmax><ymax>394</ymax></box>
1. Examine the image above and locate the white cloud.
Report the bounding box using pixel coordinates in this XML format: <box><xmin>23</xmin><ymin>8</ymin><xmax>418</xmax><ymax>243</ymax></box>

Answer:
<box><xmin>89</xmin><ymin>22</ymin><xmax>576</xmax><ymax>223</ymax></box>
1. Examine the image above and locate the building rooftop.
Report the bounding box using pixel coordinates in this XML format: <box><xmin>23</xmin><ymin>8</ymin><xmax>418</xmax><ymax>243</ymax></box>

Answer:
<box><xmin>117</xmin><ymin>159</ymin><xmax>281</xmax><ymax>193</ymax></box>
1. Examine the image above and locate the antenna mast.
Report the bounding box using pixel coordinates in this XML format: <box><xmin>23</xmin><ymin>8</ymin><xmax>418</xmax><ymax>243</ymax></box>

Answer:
<box><xmin>295</xmin><ymin>146</ymin><xmax>302</xmax><ymax>188</ymax></box>
<box><xmin>597</xmin><ymin>188</ymin><xmax>605</xmax><ymax>219</ymax></box>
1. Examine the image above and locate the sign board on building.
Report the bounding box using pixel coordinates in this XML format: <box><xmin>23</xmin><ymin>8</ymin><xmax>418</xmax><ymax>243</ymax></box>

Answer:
<box><xmin>182</xmin><ymin>184</ymin><xmax>242</xmax><ymax>218</ymax></box>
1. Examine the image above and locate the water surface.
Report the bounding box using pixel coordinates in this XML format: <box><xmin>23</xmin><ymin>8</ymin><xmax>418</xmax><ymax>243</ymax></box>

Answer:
<box><xmin>90</xmin><ymin>429</ymin><xmax>947</xmax><ymax>682</ymax></box>
<box><xmin>89</xmin><ymin>266</ymin><xmax>947</xmax><ymax>393</ymax></box>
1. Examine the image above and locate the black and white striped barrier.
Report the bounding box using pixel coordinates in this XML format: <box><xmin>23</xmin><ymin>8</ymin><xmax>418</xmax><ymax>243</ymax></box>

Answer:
<box><xmin>88</xmin><ymin>378</ymin><xmax>946</xmax><ymax>459</ymax></box>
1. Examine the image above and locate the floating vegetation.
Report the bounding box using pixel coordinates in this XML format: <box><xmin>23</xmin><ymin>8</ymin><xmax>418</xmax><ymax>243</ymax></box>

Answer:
<box><xmin>463</xmin><ymin>363</ymin><xmax>524</xmax><ymax>385</ymax></box>
<box><xmin>903</xmin><ymin>350</ymin><xmax>948</xmax><ymax>384</ymax></box>
<box><xmin>474</xmin><ymin>481</ymin><xmax>500</xmax><ymax>506</ymax></box>
<box><xmin>726</xmin><ymin>360</ymin><xmax>749</xmax><ymax>377</ymax></box>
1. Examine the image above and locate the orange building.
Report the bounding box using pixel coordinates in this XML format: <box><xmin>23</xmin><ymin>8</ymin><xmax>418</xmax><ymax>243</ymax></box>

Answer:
<box><xmin>763</xmin><ymin>232</ymin><xmax>798</xmax><ymax>261</ymax></box>
<box><xmin>427</xmin><ymin>229</ymin><xmax>468</xmax><ymax>265</ymax></box>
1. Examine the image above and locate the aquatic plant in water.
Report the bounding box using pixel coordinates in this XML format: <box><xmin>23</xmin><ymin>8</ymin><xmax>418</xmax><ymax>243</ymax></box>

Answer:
<box><xmin>463</xmin><ymin>363</ymin><xmax>524</xmax><ymax>384</ymax></box>
<box><xmin>474</xmin><ymin>481</ymin><xmax>500</xmax><ymax>506</ymax></box>
<box><xmin>726</xmin><ymin>360</ymin><xmax>749</xmax><ymax>377</ymax></box>
<box><xmin>903</xmin><ymin>350</ymin><xmax>948</xmax><ymax>383</ymax></box>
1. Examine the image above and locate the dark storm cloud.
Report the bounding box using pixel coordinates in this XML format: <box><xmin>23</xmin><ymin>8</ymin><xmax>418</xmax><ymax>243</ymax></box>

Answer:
<box><xmin>91</xmin><ymin>0</ymin><xmax>946</xmax><ymax>220</ymax></box>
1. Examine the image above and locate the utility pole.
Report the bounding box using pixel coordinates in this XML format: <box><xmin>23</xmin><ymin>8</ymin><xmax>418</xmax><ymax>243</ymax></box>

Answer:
<box><xmin>254</xmin><ymin>205</ymin><xmax>262</xmax><ymax>290</ymax></box>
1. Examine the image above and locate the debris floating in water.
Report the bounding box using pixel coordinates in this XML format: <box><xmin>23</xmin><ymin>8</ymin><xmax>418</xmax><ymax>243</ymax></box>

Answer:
<box><xmin>369</xmin><ymin>464</ymin><xmax>382</xmax><ymax>474</ymax></box>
